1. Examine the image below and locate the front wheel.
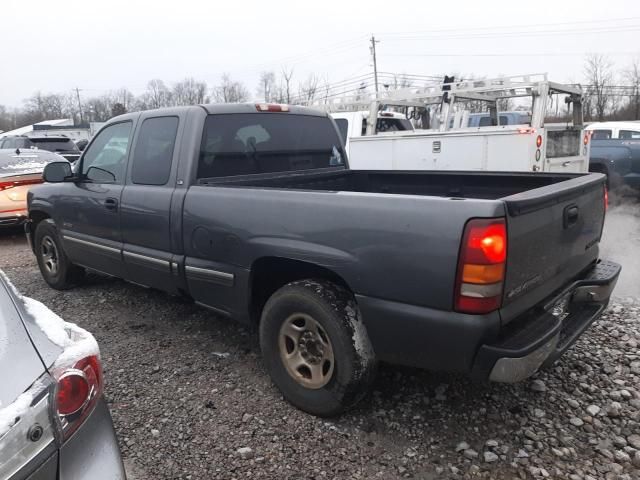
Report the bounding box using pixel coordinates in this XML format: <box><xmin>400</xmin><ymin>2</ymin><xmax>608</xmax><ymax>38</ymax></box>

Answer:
<box><xmin>34</xmin><ymin>220</ymin><xmax>84</xmax><ymax>290</ymax></box>
<box><xmin>259</xmin><ymin>279</ymin><xmax>377</xmax><ymax>416</ymax></box>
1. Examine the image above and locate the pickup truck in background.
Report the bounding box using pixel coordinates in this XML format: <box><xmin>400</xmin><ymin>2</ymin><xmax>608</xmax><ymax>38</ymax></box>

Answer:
<box><xmin>27</xmin><ymin>103</ymin><xmax>620</xmax><ymax>416</ymax></box>
<box><xmin>589</xmin><ymin>139</ymin><xmax>640</xmax><ymax>191</ymax></box>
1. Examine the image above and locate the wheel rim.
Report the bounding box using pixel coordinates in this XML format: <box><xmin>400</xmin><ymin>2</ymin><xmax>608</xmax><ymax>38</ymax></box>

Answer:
<box><xmin>278</xmin><ymin>313</ymin><xmax>335</xmax><ymax>389</ymax></box>
<box><xmin>40</xmin><ymin>235</ymin><xmax>59</xmax><ymax>276</ymax></box>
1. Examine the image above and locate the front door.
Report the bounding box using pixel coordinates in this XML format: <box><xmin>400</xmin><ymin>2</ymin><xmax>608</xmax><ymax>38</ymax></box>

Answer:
<box><xmin>57</xmin><ymin>121</ymin><xmax>134</xmax><ymax>277</ymax></box>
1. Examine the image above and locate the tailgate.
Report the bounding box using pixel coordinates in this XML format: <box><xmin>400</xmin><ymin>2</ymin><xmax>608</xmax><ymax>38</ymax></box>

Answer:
<box><xmin>499</xmin><ymin>173</ymin><xmax>606</xmax><ymax>323</ymax></box>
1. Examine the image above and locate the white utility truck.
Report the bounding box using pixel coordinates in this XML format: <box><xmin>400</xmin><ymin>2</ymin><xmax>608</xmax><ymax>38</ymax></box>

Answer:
<box><xmin>320</xmin><ymin>74</ymin><xmax>590</xmax><ymax>173</ymax></box>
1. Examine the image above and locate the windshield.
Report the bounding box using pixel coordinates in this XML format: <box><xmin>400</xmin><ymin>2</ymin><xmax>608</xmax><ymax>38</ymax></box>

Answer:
<box><xmin>29</xmin><ymin>138</ymin><xmax>79</xmax><ymax>153</ymax></box>
<box><xmin>198</xmin><ymin>113</ymin><xmax>345</xmax><ymax>179</ymax></box>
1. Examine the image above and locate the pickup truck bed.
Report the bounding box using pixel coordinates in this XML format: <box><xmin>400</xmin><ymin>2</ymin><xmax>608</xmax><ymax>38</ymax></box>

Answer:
<box><xmin>27</xmin><ymin>104</ymin><xmax>620</xmax><ymax>416</ymax></box>
<box><xmin>205</xmin><ymin>168</ymin><xmax>582</xmax><ymax>199</ymax></box>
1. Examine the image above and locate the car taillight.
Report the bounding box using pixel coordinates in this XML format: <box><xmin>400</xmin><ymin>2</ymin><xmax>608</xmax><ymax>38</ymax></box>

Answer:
<box><xmin>0</xmin><ymin>178</ymin><xmax>43</xmax><ymax>191</ymax></box>
<box><xmin>604</xmin><ymin>185</ymin><xmax>608</xmax><ymax>212</ymax></box>
<box><xmin>536</xmin><ymin>135</ymin><xmax>543</xmax><ymax>148</ymax></box>
<box><xmin>455</xmin><ymin>218</ymin><xmax>507</xmax><ymax>314</ymax></box>
<box><xmin>255</xmin><ymin>103</ymin><xmax>289</xmax><ymax>112</ymax></box>
<box><xmin>53</xmin><ymin>354</ymin><xmax>102</xmax><ymax>439</ymax></box>
<box><xmin>584</xmin><ymin>134</ymin><xmax>590</xmax><ymax>145</ymax></box>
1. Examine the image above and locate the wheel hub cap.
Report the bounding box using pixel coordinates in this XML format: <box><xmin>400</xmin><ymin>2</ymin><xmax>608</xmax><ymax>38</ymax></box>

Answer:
<box><xmin>40</xmin><ymin>236</ymin><xmax>59</xmax><ymax>276</ymax></box>
<box><xmin>278</xmin><ymin>313</ymin><xmax>335</xmax><ymax>389</ymax></box>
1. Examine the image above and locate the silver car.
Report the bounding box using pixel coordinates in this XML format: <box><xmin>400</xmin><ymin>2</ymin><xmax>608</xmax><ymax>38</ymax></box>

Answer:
<box><xmin>0</xmin><ymin>271</ymin><xmax>125</xmax><ymax>479</ymax></box>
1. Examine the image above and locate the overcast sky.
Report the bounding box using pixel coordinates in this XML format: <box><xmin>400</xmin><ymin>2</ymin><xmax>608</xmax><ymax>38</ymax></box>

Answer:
<box><xmin>1</xmin><ymin>0</ymin><xmax>639</xmax><ymax>107</ymax></box>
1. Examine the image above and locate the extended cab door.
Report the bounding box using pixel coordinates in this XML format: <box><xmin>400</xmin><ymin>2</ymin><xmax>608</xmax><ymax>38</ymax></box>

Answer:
<box><xmin>57</xmin><ymin>121</ymin><xmax>134</xmax><ymax>277</ymax></box>
<box><xmin>120</xmin><ymin>114</ymin><xmax>183</xmax><ymax>292</ymax></box>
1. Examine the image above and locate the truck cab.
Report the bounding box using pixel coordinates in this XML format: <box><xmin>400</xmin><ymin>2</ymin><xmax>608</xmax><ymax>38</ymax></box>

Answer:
<box><xmin>586</xmin><ymin>121</ymin><xmax>640</xmax><ymax>140</ymax></box>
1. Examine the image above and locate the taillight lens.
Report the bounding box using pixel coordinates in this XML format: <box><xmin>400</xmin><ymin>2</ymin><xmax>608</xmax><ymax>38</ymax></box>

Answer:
<box><xmin>604</xmin><ymin>185</ymin><xmax>608</xmax><ymax>212</ymax></box>
<box><xmin>54</xmin><ymin>354</ymin><xmax>102</xmax><ymax>439</ymax></box>
<box><xmin>536</xmin><ymin>135</ymin><xmax>543</xmax><ymax>148</ymax></box>
<box><xmin>57</xmin><ymin>371</ymin><xmax>90</xmax><ymax>415</ymax></box>
<box><xmin>584</xmin><ymin>134</ymin><xmax>590</xmax><ymax>145</ymax></box>
<box><xmin>455</xmin><ymin>218</ymin><xmax>507</xmax><ymax>314</ymax></box>
<box><xmin>0</xmin><ymin>178</ymin><xmax>43</xmax><ymax>191</ymax></box>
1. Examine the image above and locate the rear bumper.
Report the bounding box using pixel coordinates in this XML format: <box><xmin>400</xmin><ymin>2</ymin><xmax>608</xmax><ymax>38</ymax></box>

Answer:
<box><xmin>357</xmin><ymin>259</ymin><xmax>620</xmax><ymax>382</ymax></box>
<box><xmin>472</xmin><ymin>259</ymin><xmax>620</xmax><ymax>382</ymax></box>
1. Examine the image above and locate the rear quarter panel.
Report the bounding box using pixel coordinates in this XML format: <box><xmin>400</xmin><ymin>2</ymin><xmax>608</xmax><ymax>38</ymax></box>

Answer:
<box><xmin>182</xmin><ymin>185</ymin><xmax>505</xmax><ymax>312</ymax></box>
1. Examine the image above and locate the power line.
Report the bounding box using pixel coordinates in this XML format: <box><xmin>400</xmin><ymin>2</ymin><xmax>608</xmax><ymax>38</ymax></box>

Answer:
<box><xmin>376</xmin><ymin>16</ymin><xmax>640</xmax><ymax>37</ymax></box>
<box><xmin>386</xmin><ymin>52</ymin><xmax>639</xmax><ymax>58</ymax></box>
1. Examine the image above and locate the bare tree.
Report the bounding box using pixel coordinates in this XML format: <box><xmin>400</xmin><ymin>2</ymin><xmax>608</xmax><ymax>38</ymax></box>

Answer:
<box><xmin>172</xmin><ymin>78</ymin><xmax>208</xmax><ymax>106</ymax></box>
<box><xmin>145</xmin><ymin>79</ymin><xmax>172</xmax><ymax>109</ymax></box>
<box><xmin>297</xmin><ymin>74</ymin><xmax>320</xmax><ymax>104</ymax></box>
<box><xmin>257</xmin><ymin>71</ymin><xmax>276</xmax><ymax>102</ymax></box>
<box><xmin>625</xmin><ymin>57</ymin><xmax>640</xmax><ymax>120</ymax></box>
<box><xmin>281</xmin><ymin>67</ymin><xmax>294</xmax><ymax>104</ymax></box>
<box><xmin>213</xmin><ymin>74</ymin><xmax>249</xmax><ymax>103</ymax></box>
<box><xmin>584</xmin><ymin>53</ymin><xmax>614</xmax><ymax>121</ymax></box>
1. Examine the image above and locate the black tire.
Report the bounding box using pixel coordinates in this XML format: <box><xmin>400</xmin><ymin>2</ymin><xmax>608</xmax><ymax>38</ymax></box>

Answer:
<box><xmin>259</xmin><ymin>279</ymin><xmax>377</xmax><ymax>416</ymax></box>
<box><xmin>34</xmin><ymin>219</ymin><xmax>84</xmax><ymax>290</ymax></box>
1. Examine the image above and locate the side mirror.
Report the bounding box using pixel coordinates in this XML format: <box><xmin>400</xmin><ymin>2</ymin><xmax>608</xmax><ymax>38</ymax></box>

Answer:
<box><xmin>43</xmin><ymin>161</ymin><xmax>72</xmax><ymax>183</ymax></box>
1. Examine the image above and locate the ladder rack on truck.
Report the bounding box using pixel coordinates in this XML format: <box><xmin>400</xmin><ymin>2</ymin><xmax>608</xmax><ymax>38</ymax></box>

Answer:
<box><xmin>311</xmin><ymin>74</ymin><xmax>590</xmax><ymax>173</ymax></box>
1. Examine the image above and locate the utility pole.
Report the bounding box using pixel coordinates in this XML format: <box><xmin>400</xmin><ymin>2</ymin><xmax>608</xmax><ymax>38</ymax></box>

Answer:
<box><xmin>74</xmin><ymin>87</ymin><xmax>84</xmax><ymax>124</ymax></box>
<box><xmin>370</xmin><ymin>35</ymin><xmax>379</xmax><ymax>95</ymax></box>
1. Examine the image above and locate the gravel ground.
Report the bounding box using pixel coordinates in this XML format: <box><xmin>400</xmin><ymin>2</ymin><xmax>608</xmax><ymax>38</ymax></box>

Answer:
<box><xmin>1</xmin><ymin>208</ymin><xmax>639</xmax><ymax>480</ymax></box>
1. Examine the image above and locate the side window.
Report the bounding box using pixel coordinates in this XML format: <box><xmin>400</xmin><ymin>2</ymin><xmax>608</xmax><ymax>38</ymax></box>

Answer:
<box><xmin>1</xmin><ymin>138</ymin><xmax>13</xmax><ymax>148</ymax></box>
<box><xmin>591</xmin><ymin>129</ymin><xmax>612</xmax><ymax>140</ymax></box>
<box><xmin>334</xmin><ymin>119</ymin><xmax>348</xmax><ymax>145</ymax></box>
<box><xmin>131</xmin><ymin>117</ymin><xmax>179</xmax><ymax>185</ymax></box>
<box><xmin>619</xmin><ymin>130</ymin><xmax>640</xmax><ymax>140</ymax></box>
<box><xmin>81</xmin><ymin>122</ymin><xmax>132</xmax><ymax>184</ymax></box>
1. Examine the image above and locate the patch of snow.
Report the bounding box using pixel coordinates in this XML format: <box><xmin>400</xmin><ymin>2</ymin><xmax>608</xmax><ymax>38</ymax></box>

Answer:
<box><xmin>21</xmin><ymin>296</ymin><xmax>99</xmax><ymax>370</ymax></box>
<box><xmin>0</xmin><ymin>388</ymin><xmax>34</xmax><ymax>438</ymax></box>
<box><xmin>0</xmin><ymin>270</ymin><xmax>23</xmax><ymax>300</ymax></box>
<box><xmin>1</xmin><ymin>269</ymin><xmax>99</xmax><ymax>371</ymax></box>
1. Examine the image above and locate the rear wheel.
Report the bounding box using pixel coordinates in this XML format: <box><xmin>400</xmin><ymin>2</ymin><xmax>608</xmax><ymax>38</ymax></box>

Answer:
<box><xmin>34</xmin><ymin>220</ymin><xmax>84</xmax><ymax>290</ymax></box>
<box><xmin>260</xmin><ymin>279</ymin><xmax>377</xmax><ymax>416</ymax></box>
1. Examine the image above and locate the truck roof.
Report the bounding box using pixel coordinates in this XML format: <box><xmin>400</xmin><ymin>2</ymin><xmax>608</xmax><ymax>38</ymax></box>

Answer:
<box><xmin>109</xmin><ymin>104</ymin><xmax>329</xmax><ymax>124</ymax></box>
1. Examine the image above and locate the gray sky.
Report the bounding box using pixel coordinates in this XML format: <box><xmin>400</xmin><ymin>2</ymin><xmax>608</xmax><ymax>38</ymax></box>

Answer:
<box><xmin>1</xmin><ymin>0</ymin><xmax>639</xmax><ymax>107</ymax></box>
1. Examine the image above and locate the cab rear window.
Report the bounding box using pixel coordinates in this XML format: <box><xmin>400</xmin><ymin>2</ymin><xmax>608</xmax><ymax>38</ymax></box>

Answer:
<box><xmin>198</xmin><ymin>114</ymin><xmax>345</xmax><ymax>179</ymax></box>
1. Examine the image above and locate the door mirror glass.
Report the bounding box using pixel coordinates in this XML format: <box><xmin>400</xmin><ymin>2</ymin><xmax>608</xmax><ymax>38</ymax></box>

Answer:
<box><xmin>43</xmin><ymin>161</ymin><xmax>72</xmax><ymax>183</ymax></box>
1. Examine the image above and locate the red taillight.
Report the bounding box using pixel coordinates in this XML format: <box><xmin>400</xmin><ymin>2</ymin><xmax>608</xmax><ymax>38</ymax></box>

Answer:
<box><xmin>455</xmin><ymin>218</ymin><xmax>507</xmax><ymax>314</ymax></box>
<box><xmin>536</xmin><ymin>135</ymin><xmax>543</xmax><ymax>148</ymax></box>
<box><xmin>584</xmin><ymin>134</ymin><xmax>590</xmax><ymax>145</ymax></box>
<box><xmin>255</xmin><ymin>103</ymin><xmax>289</xmax><ymax>112</ymax></box>
<box><xmin>604</xmin><ymin>185</ymin><xmax>608</xmax><ymax>212</ymax></box>
<box><xmin>54</xmin><ymin>354</ymin><xmax>102</xmax><ymax>438</ymax></box>
<box><xmin>0</xmin><ymin>178</ymin><xmax>43</xmax><ymax>191</ymax></box>
<box><xmin>57</xmin><ymin>371</ymin><xmax>90</xmax><ymax>415</ymax></box>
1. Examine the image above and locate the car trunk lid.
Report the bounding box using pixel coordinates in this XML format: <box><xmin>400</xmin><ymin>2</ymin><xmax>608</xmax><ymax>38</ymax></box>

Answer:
<box><xmin>499</xmin><ymin>173</ymin><xmax>606</xmax><ymax>324</ymax></box>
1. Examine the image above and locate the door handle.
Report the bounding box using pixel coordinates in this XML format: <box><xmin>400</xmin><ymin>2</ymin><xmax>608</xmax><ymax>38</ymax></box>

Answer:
<box><xmin>104</xmin><ymin>197</ymin><xmax>118</xmax><ymax>211</ymax></box>
<box><xmin>562</xmin><ymin>161</ymin><xmax>571</xmax><ymax>167</ymax></box>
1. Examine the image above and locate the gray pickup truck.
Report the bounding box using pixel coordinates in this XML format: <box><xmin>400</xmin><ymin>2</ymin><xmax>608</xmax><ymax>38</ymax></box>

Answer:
<box><xmin>26</xmin><ymin>103</ymin><xmax>620</xmax><ymax>416</ymax></box>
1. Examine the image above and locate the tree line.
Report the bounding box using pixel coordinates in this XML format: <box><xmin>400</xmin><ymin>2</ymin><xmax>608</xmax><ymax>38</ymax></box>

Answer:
<box><xmin>0</xmin><ymin>69</ymin><xmax>322</xmax><ymax>132</ymax></box>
